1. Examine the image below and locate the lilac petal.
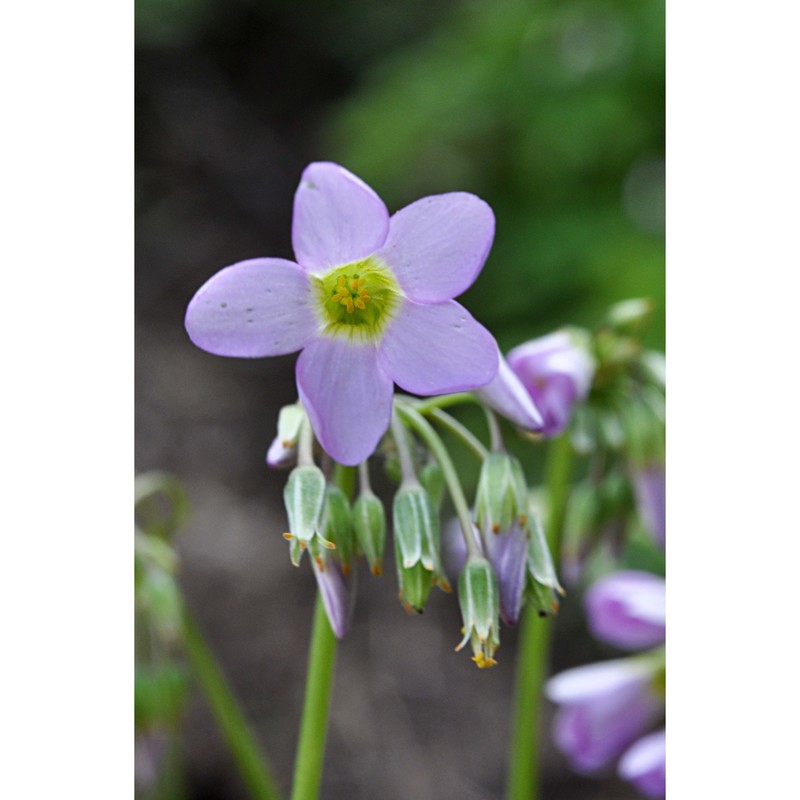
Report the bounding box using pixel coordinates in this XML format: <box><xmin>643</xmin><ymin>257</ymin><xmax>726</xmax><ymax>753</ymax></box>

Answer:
<box><xmin>474</xmin><ymin>350</ymin><xmax>544</xmax><ymax>431</ymax></box>
<box><xmin>296</xmin><ymin>337</ymin><xmax>393</xmax><ymax>466</ymax></box>
<box><xmin>546</xmin><ymin>659</ymin><xmax>663</xmax><ymax>773</ymax></box>
<box><xmin>619</xmin><ymin>730</ymin><xmax>666</xmax><ymax>797</ymax></box>
<box><xmin>375</xmin><ymin>192</ymin><xmax>495</xmax><ymax>303</ymax></box>
<box><xmin>185</xmin><ymin>258</ymin><xmax>317</xmax><ymax>357</ymax></box>
<box><xmin>632</xmin><ymin>465</ymin><xmax>666</xmax><ymax>549</ymax></box>
<box><xmin>312</xmin><ymin>556</ymin><xmax>351</xmax><ymax>639</ymax></box>
<box><xmin>585</xmin><ymin>571</ymin><xmax>666</xmax><ymax>651</ymax></box>
<box><xmin>377</xmin><ymin>300</ymin><xmax>498</xmax><ymax>395</ymax></box>
<box><xmin>507</xmin><ymin>331</ymin><xmax>595</xmax><ymax>438</ymax></box>
<box><xmin>292</xmin><ymin>162</ymin><xmax>389</xmax><ymax>272</ymax></box>
<box><xmin>266</xmin><ymin>436</ymin><xmax>297</xmax><ymax>469</ymax></box>
<box><xmin>482</xmin><ymin>523</ymin><xmax>528</xmax><ymax>626</ymax></box>
<box><xmin>442</xmin><ymin>517</ymin><xmax>483</xmax><ymax>580</ymax></box>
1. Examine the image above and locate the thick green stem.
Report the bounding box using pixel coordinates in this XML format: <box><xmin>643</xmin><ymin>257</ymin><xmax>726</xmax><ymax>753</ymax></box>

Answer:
<box><xmin>290</xmin><ymin>594</ymin><xmax>338</xmax><ymax>800</ymax></box>
<box><xmin>507</xmin><ymin>434</ymin><xmax>573</xmax><ymax>800</ymax></box>
<box><xmin>182</xmin><ymin>609</ymin><xmax>282</xmax><ymax>800</ymax></box>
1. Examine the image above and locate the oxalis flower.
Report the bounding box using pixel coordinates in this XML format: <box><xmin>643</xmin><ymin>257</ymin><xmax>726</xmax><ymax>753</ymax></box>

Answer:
<box><xmin>185</xmin><ymin>162</ymin><xmax>499</xmax><ymax>465</ymax></box>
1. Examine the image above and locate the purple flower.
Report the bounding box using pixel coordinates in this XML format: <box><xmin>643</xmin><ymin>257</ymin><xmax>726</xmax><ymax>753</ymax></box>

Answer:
<box><xmin>482</xmin><ymin>522</ymin><xmax>529</xmax><ymax>626</ymax></box>
<box><xmin>585</xmin><ymin>571</ymin><xmax>666</xmax><ymax>651</ymax></box>
<box><xmin>506</xmin><ymin>330</ymin><xmax>595</xmax><ymax>438</ymax></box>
<box><xmin>631</xmin><ymin>464</ymin><xmax>666</xmax><ymax>548</ymax></box>
<box><xmin>312</xmin><ymin>551</ymin><xmax>352</xmax><ymax>639</ymax></box>
<box><xmin>545</xmin><ymin>658</ymin><xmax>664</xmax><ymax>773</ymax></box>
<box><xmin>474</xmin><ymin>349</ymin><xmax>544</xmax><ymax>430</ymax></box>
<box><xmin>185</xmin><ymin>162</ymin><xmax>499</xmax><ymax>466</ymax></box>
<box><xmin>619</xmin><ymin>729</ymin><xmax>666</xmax><ymax>797</ymax></box>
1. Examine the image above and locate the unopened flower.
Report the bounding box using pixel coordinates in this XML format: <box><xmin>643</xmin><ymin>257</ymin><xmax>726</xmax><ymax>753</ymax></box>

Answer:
<box><xmin>266</xmin><ymin>403</ymin><xmax>304</xmax><ymax>469</ymax></box>
<box><xmin>525</xmin><ymin>508</ymin><xmax>564</xmax><ymax>617</ymax></box>
<box><xmin>393</xmin><ymin>483</ymin><xmax>450</xmax><ymax>612</ymax></box>
<box><xmin>456</xmin><ymin>556</ymin><xmax>501</xmax><ymax>668</ymax></box>
<box><xmin>185</xmin><ymin>162</ymin><xmax>499</xmax><ymax>466</ymax></box>
<box><xmin>474</xmin><ymin>452</ymin><xmax>531</xmax><ymax>625</ymax></box>
<box><xmin>619</xmin><ymin>729</ymin><xmax>666</xmax><ymax>798</ymax></box>
<box><xmin>585</xmin><ymin>571</ymin><xmax>666</xmax><ymax>651</ymax></box>
<box><xmin>631</xmin><ymin>464</ymin><xmax>666</xmax><ymax>549</ymax></box>
<box><xmin>506</xmin><ymin>330</ymin><xmax>595</xmax><ymax>438</ymax></box>
<box><xmin>474</xmin><ymin>349</ymin><xmax>544</xmax><ymax>430</ymax></box>
<box><xmin>311</xmin><ymin>547</ymin><xmax>352</xmax><ymax>639</ymax></box>
<box><xmin>545</xmin><ymin>656</ymin><xmax>664</xmax><ymax>773</ymax></box>
<box><xmin>352</xmin><ymin>489</ymin><xmax>386</xmax><ymax>576</ymax></box>
<box><xmin>282</xmin><ymin>465</ymin><xmax>330</xmax><ymax>565</ymax></box>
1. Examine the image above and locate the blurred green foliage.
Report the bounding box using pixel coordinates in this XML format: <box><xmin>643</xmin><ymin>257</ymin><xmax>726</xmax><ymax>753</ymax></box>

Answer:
<box><xmin>327</xmin><ymin>0</ymin><xmax>664</xmax><ymax>350</ymax></box>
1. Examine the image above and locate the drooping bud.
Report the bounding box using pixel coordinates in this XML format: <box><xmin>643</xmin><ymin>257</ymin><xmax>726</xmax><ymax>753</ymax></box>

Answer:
<box><xmin>475</xmin><ymin>452</ymin><xmax>529</xmax><ymax>536</ymax></box>
<box><xmin>474</xmin><ymin>452</ymin><xmax>530</xmax><ymax>625</ymax></box>
<box><xmin>456</xmin><ymin>556</ymin><xmax>500</xmax><ymax>668</ymax></box>
<box><xmin>353</xmin><ymin>490</ymin><xmax>386</xmax><ymax>576</ymax></box>
<box><xmin>419</xmin><ymin>461</ymin><xmax>445</xmax><ymax>512</ymax></box>
<box><xmin>266</xmin><ymin>403</ymin><xmax>304</xmax><ymax>469</ymax></box>
<box><xmin>310</xmin><ymin>542</ymin><xmax>352</xmax><ymax>639</ymax></box>
<box><xmin>525</xmin><ymin>508</ymin><xmax>565</xmax><ymax>617</ymax></box>
<box><xmin>319</xmin><ymin>484</ymin><xmax>355</xmax><ymax>574</ymax></box>
<box><xmin>283</xmin><ymin>465</ymin><xmax>329</xmax><ymax>566</ymax></box>
<box><xmin>393</xmin><ymin>483</ymin><xmax>449</xmax><ymax>613</ymax></box>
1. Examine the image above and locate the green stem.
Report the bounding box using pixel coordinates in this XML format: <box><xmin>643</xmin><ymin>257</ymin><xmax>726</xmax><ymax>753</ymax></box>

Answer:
<box><xmin>425</xmin><ymin>407</ymin><xmax>489</xmax><ymax>461</ymax></box>
<box><xmin>507</xmin><ymin>434</ymin><xmax>573</xmax><ymax>800</ymax></box>
<box><xmin>395</xmin><ymin>401</ymin><xmax>480</xmax><ymax>559</ymax></box>
<box><xmin>182</xmin><ymin>609</ymin><xmax>282</xmax><ymax>800</ymax></box>
<box><xmin>289</xmin><ymin>465</ymin><xmax>352</xmax><ymax>800</ymax></box>
<box><xmin>406</xmin><ymin>391</ymin><xmax>474</xmax><ymax>414</ymax></box>
<box><xmin>290</xmin><ymin>594</ymin><xmax>338</xmax><ymax>800</ymax></box>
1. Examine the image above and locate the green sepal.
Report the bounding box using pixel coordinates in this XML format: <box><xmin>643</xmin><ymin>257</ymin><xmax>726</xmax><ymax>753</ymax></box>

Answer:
<box><xmin>474</xmin><ymin>452</ymin><xmax>528</xmax><ymax>535</ymax></box>
<box><xmin>283</xmin><ymin>465</ymin><xmax>327</xmax><ymax>565</ymax></box>
<box><xmin>525</xmin><ymin>507</ymin><xmax>564</xmax><ymax>617</ymax></box>
<box><xmin>353</xmin><ymin>490</ymin><xmax>387</xmax><ymax>575</ymax></box>
<box><xmin>392</xmin><ymin>483</ymin><xmax>446</xmax><ymax>610</ymax></box>
<box><xmin>456</xmin><ymin>556</ymin><xmax>500</xmax><ymax>668</ymax></box>
<box><xmin>419</xmin><ymin>462</ymin><xmax>445</xmax><ymax>511</ymax></box>
<box><xmin>395</xmin><ymin>558</ymin><xmax>433</xmax><ymax>613</ymax></box>
<box><xmin>320</xmin><ymin>484</ymin><xmax>355</xmax><ymax>571</ymax></box>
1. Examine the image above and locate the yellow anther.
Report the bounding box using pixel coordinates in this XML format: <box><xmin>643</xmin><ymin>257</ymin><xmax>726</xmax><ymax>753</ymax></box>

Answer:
<box><xmin>337</xmin><ymin>275</ymin><xmax>346</xmax><ymax>287</ymax></box>
<box><xmin>492</xmin><ymin>523</ymin><xmax>501</xmax><ymax>534</ymax></box>
<box><xmin>299</xmin><ymin>541</ymin><xmax>307</xmax><ymax>551</ymax></box>
<box><xmin>472</xmin><ymin>652</ymin><xmax>498</xmax><ymax>669</ymax></box>
<box><xmin>314</xmin><ymin>555</ymin><xmax>325</xmax><ymax>571</ymax></box>
<box><xmin>370</xmin><ymin>561</ymin><xmax>383</xmax><ymax>576</ymax></box>
<box><xmin>282</xmin><ymin>532</ymin><xmax>294</xmax><ymax>540</ymax></box>
<box><xmin>342</xmin><ymin>563</ymin><xmax>351</xmax><ymax>577</ymax></box>
<box><xmin>354</xmin><ymin>298</ymin><xmax>366</xmax><ymax>310</ymax></box>
<box><xmin>439</xmin><ymin>579</ymin><xmax>453</xmax><ymax>594</ymax></box>
<box><xmin>519</xmin><ymin>514</ymin><xmax>527</xmax><ymax>527</ymax></box>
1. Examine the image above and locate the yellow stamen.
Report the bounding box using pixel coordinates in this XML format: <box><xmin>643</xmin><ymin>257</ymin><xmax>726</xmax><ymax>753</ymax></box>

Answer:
<box><xmin>370</xmin><ymin>561</ymin><xmax>383</xmax><ymax>576</ymax></box>
<box><xmin>282</xmin><ymin>532</ymin><xmax>294</xmax><ymax>540</ymax></box>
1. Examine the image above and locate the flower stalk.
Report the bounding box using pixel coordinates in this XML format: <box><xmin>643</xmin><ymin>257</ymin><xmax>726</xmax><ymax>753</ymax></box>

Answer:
<box><xmin>182</xmin><ymin>608</ymin><xmax>282</xmax><ymax>800</ymax></box>
<box><xmin>507</xmin><ymin>433</ymin><xmax>573</xmax><ymax>800</ymax></box>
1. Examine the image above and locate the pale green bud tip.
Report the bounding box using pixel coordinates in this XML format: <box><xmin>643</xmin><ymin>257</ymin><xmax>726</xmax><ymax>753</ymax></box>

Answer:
<box><xmin>353</xmin><ymin>491</ymin><xmax>387</xmax><ymax>576</ymax></box>
<box><xmin>456</xmin><ymin>556</ymin><xmax>500</xmax><ymax>669</ymax></box>
<box><xmin>475</xmin><ymin>452</ymin><xmax>529</xmax><ymax>535</ymax></box>
<box><xmin>282</xmin><ymin>465</ymin><xmax>331</xmax><ymax>565</ymax></box>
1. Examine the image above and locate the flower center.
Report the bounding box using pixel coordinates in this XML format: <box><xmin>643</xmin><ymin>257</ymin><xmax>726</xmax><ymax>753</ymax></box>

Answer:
<box><xmin>313</xmin><ymin>257</ymin><xmax>403</xmax><ymax>342</ymax></box>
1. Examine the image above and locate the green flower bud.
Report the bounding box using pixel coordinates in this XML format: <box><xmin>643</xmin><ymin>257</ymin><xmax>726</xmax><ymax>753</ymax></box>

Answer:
<box><xmin>474</xmin><ymin>452</ymin><xmax>528</xmax><ymax>536</ymax></box>
<box><xmin>419</xmin><ymin>462</ymin><xmax>445</xmax><ymax>511</ymax></box>
<box><xmin>320</xmin><ymin>484</ymin><xmax>355</xmax><ymax>574</ymax></box>
<box><xmin>525</xmin><ymin>509</ymin><xmax>564</xmax><ymax>617</ymax></box>
<box><xmin>605</xmin><ymin>297</ymin><xmax>654</xmax><ymax>334</ymax></box>
<box><xmin>393</xmin><ymin>483</ymin><xmax>449</xmax><ymax>613</ymax></box>
<box><xmin>283</xmin><ymin>465</ymin><xmax>329</xmax><ymax>565</ymax></box>
<box><xmin>456</xmin><ymin>556</ymin><xmax>500</xmax><ymax>669</ymax></box>
<box><xmin>353</xmin><ymin>490</ymin><xmax>387</xmax><ymax>576</ymax></box>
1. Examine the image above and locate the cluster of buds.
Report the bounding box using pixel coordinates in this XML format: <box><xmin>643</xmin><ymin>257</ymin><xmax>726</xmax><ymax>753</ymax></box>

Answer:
<box><xmin>274</xmin><ymin>397</ymin><xmax>564</xmax><ymax>669</ymax></box>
